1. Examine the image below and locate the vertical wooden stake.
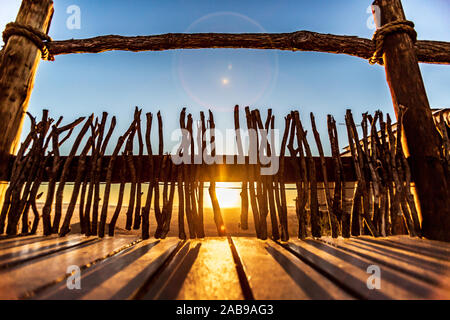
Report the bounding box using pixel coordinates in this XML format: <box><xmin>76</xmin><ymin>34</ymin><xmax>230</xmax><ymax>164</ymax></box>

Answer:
<box><xmin>0</xmin><ymin>0</ymin><xmax>54</xmax><ymax>213</ymax></box>
<box><xmin>373</xmin><ymin>0</ymin><xmax>450</xmax><ymax>241</ymax></box>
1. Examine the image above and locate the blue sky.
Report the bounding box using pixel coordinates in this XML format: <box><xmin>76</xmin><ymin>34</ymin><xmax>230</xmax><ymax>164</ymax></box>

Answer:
<box><xmin>1</xmin><ymin>0</ymin><xmax>449</xmax><ymax>156</ymax></box>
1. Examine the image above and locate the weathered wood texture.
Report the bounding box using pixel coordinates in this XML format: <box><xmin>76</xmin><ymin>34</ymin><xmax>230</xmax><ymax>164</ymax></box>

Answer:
<box><xmin>35</xmin><ymin>238</ymin><xmax>179</xmax><ymax>299</ymax></box>
<box><xmin>46</xmin><ymin>31</ymin><xmax>450</xmax><ymax>65</ymax></box>
<box><xmin>0</xmin><ymin>0</ymin><xmax>54</xmax><ymax>225</ymax></box>
<box><xmin>0</xmin><ymin>236</ymin><xmax>448</xmax><ymax>300</ymax></box>
<box><xmin>0</xmin><ymin>235</ymin><xmax>139</xmax><ymax>299</ymax></box>
<box><xmin>285</xmin><ymin>238</ymin><xmax>450</xmax><ymax>299</ymax></box>
<box><xmin>319</xmin><ymin>236</ymin><xmax>450</xmax><ymax>292</ymax></box>
<box><xmin>374</xmin><ymin>0</ymin><xmax>450</xmax><ymax>241</ymax></box>
<box><xmin>0</xmin><ymin>234</ymin><xmax>90</xmax><ymax>269</ymax></box>
<box><xmin>232</xmin><ymin>237</ymin><xmax>352</xmax><ymax>299</ymax></box>
<box><xmin>0</xmin><ymin>0</ymin><xmax>53</xmax><ymax>163</ymax></box>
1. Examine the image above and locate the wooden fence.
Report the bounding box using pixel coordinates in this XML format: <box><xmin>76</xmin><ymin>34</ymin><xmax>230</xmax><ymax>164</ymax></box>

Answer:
<box><xmin>1</xmin><ymin>105</ymin><xmax>443</xmax><ymax>245</ymax></box>
<box><xmin>0</xmin><ymin>0</ymin><xmax>449</xmax><ymax>241</ymax></box>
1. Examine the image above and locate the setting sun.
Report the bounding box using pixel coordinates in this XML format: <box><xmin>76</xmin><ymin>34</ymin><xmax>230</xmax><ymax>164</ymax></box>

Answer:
<box><xmin>214</xmin><ymin>183</ymin><xmax>240</xmax><ymax>208</ymax></box>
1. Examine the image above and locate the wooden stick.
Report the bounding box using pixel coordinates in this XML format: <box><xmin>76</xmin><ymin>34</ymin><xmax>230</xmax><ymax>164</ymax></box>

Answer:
<box><xmin>196</xmin><ymin>112</ymin><xmax>206</xmax><ymax>238</ymax></box>
<box><xmin>79</xmin><ymin>175</ymin><xmax>88</xmax><ymax>234</ymax></box>
<box><xmin>311</xmin><ymin>113</ymin><xmax>339</xmax><ymax>237</ymax></box>
<box><xmin>287</xmin><ymin>112</ymin><xmax>303</xmax><ymax>239</ymax></box>
<box><xmin>92</xmin><ymin>115</ymin><xmax>117</xmax><ymax>236</ymax></box>
<box><xmin>42</xmin><ymin>117</ymin><xmax>84</xmax><ymax>236</ymax></box>
<box><xmin>277</xmin><ymin>114</ymin><xmax>291</xmax><ymax>241</ymax></box>
<box><xmin>22</xmin><ymin>111</ymin><xmax>52</xmax><ymax>234</ymax></box>
<box><xmin>46</xmin><ymin>31</ymin><xmax>450</xmax><ymax>65</ymax></box>
<box><xmin>53</xmin><ymin>115</ymin><xmax>91</xmax><ymax>234</ymax></box>
<box><xmin>244</xmin><ymin>107</ymin><xmax>261</xmax><ymax>238</ymax></box>
<box><xmin>186</xmin><ymin>114</ymin><xmax>201</xmax><ymax>237</ymax></box>
<box><xmin>0</xmin><ymin>122</ymin><xmax>36</xmax><ymax>233</ymax></box>
<box><xmin>83</xmin><ymin>118</ymin><xmax>99</xmax><ymax>236</ymax></box>
<box><xmin>177</xmin><ymin>177</ymin><xmax>186</xmax><ymax>240</ymax></box>
<box><xmin>372</xmin><ymin>111</ymin><xmax>390</xmax><ymax>236</ymax></box>
<box><xmin>266</xmin><ymin>113</ymin><xmax>280</xmax><ymax>241</ymax></box>
<box><xmin>328</xmin><ymin>115</ymin><xmax>349</xmax><ymax>237</ymax></box>
<box><xmin>133</xmin><ymin>108</ymin><xmax>144</xmax><ymax>230</ymax></box>
<box><xmin>153</xmin><ymin>111</ymin><xmax>165</xmax><ymax>238</ymax></box>
<box><xmin>293</xmin><ymin>112</ymin><xmax>309</xmax><ymax>239</ymax></box>
<box><xmin>178</xmin><ymin>108</ymin><xmax>195</xmax><ymax>238</ymax></box>
<box><xmin>346</xmin><ymin>110</ymin><xmax>380</xmax><ymax>237</ymax></box>
<box><xmin>8</xmin><ymin>113</ymin><xmax>42</xmax><ymax>233</ymax></box>
<box><xmin>30</xmin><ymin>192</ymin><xmax>44</xmax><ymax>234</ymax></box>
<box><xmin>59</xmin><ymin>136</ymin><xmax>94</xmax><ymax>236</ymax></box>
<box><xmin>125</xmin><ymin>114</ymin><xmax>138</xmax><ymax>231</ymax></box>
<box><xmin>435</xmin><ymin>113</ymin><xmax>450</xmax><ymax>168</ymax></box>
<box><xmin>295</xmin><ymin>112</ymin><xmax>321</xmax><ymax>238</ymax></box>
<box><xmin>6</xmin><ymin>114</ymin><xmax>40</xmax><ymax>234</ymax></box>
<box><xmin>386</xmin><ymin>113</ymin><xmax>416</xmax><ymax>236</ymax></box>
<box><xmin>234</xmin><ymin>105</ymin><xmax>249</xmax><ymax>230</ymax></box>
<box><xmin>160</xmin><ymin>158</ymin><xmax>177</xmax><ymax>238</ymax></box>
<box><xmin>208</xmin><ymin>110</ymin><xmax>225</xmax><ymax>236</ymax></box>
<box><xmin>252</xmin><ymin>109</ymin><xmax>268</xmax><ymax>240</ymax></box>
<box><xmin>142</xmin><ymin>113</ymin><xmax>154</xmax><ymax>240</ymax></box>
<box><xmin>108</xmin><ymin>158</ymin><xmax>127</xmax><ymax>236</ymax></box>
<box><xmin>90</xmin><ymin>113</ymin><xmax>112</xmax><ymax>235</ymax></box>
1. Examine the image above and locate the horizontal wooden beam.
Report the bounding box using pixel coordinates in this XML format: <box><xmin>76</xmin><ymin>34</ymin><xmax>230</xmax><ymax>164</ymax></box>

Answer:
<box><xmin>0</xmin><ymin>155</ymin><xmax>358</xmax><ymax>183</ymax></box>
<box><xmin>47</xmin><ymin>31</ymin><xmax>450</xmax><ymax>65</ymax></box>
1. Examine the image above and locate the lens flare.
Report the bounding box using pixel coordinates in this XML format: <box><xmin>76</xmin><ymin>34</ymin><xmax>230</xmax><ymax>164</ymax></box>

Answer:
<box><xmin>173</xmin><ymin>11</ymin><xmax>278</xmax><ymax>112</ymax></box>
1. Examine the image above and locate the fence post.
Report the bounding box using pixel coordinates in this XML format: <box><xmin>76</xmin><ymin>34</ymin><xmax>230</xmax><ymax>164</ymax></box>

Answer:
<box><xmin>0</xmin><ymin>0</ymin><xmax>54</xmax><ymax>207</ymax></box>
<box><xmin>372</xmin><ymin>0</ymin><xmax>450</xmax><ymax>241</ymax></box>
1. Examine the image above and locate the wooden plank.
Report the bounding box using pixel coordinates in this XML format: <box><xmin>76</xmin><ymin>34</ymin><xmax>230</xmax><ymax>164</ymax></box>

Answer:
<box><xmin>34</xmin><ymin>238</ymin><xmax>180</xmax><ymax>300</ymax></box>
<box><xmin>0</xmin><ymin>155</ymin><xmax>358</xmax><ymax>183</ymax></box>
<box><xmin>232</xmin><ymin>237</ymin><xmax>353</xmax><ymax>299</ymax></box>
<box><xmin>354</xmin><ymin>236</ymin><xmax>450</xmax><ymax>261</ymax></box>
<box><xmin>0</xmin><ymin>235</ymin><xmax>45</xmax><ymax>249</ymax></box>
<box><xmin>320</xmin><ymin>237</ymin><xmax>450</xmax><ymax>291</ymax></box>
<box><xmin>0</xmin><ymin>235</ymin><xmax>140</xmax><ymax>299</ymax></box>
<box><xmin>286</xmin><ymin>239</ymin><xmax>450</xmax><ymax>299</ymax></box>
<box><xmin>140</xmin><ymin>238</ymin><xmax>243</xmax><ymax>300</ymax></box>
<box><xmin>0</xmin><ymin>234</ymin><xmax>92</xmax><ymax>269</ymax></box>
<box><xmin>388</xmin><ymin>235</ymin><xmax>450</xmax><ymax>251</ymax></box>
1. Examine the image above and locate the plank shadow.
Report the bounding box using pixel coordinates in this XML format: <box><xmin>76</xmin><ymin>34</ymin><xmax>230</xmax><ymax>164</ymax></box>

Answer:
<box><xmin>265</xmin><ymin>244</ymin><xmax>333</xmax><ymax>299</ymax></box>
<box><xmin>355</xmin><ymin>237</ymin><xmax>449</xmax><ymax>261</ymax></box>
<box><xmin>141</xmin><ymin>242</ymin><xmax>201</xmax><ymax>300</ymax></box>
<box><xmin>304</xmin><ymin>240</ymin><xmax>435</xmax><ymax>298</ymax></box>
<box><xmin>0</xmin><ymin>238</ymin><xmax>80</xmax><ymax>263</ymax></box>
<box><xmin>346</xmin><ymin>241</ymin><xmax>448</xmax><ymax>276</ymax></box>
<box><xmin>35</xmin><ymin>240</ymin><xmax>160</xmax><ymax>299</ymax></box>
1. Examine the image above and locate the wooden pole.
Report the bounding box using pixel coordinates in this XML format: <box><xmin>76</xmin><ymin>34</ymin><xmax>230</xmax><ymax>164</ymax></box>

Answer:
<box><xmin>0</xmin><ymin>0</ymin><xmax>54</xmax><ymax>213</ymax></box>
<box><xmin>373</xmin><ymin>0</ymin><xmax>450</xmax><ymax>241</ymax></box>
<box><xmin>46</xmin><ymin>31</ymin><xmax>450</xmax><ymax>65</ymax></box>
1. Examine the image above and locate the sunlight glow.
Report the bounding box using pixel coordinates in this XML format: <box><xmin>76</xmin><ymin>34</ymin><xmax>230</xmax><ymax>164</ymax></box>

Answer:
<box><xmin>215</xmin><ymin>184</ymin><xmax>240</xmax><ymax>208</ymax></box>
<box><xmin>221</xmin><ymin>77</ymin><xmax>230</xmax><ymax>85</ymax></box>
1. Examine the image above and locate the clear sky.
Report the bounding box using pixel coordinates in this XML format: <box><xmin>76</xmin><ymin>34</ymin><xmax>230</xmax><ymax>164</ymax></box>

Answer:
<box><xmin>1</xmin><ymin>0</ymin><xmax>449</xmax><ymax>156</ymax></box>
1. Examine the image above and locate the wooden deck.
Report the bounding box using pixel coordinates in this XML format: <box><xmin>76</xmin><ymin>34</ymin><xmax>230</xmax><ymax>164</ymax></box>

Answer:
<box><xmin>0</xmin><ymin>234</ymin><xmax>449</xmax><ymax>300</ymax></box>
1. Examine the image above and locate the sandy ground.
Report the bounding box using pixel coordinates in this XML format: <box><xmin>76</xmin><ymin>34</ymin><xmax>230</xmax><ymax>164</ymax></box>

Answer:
<box><xmin>23</xmin><ymin>203</ymin><xmax>332</xmax><ymax>238</ymax></box>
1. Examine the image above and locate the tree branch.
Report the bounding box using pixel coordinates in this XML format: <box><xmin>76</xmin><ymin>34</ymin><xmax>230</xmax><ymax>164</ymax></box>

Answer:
<box><xmin>47</xmin><ymin>31</ymin><xmax>450</xmax><ymax>65</ymax></box>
